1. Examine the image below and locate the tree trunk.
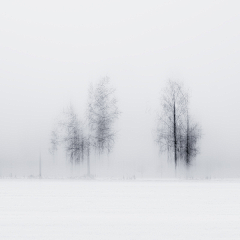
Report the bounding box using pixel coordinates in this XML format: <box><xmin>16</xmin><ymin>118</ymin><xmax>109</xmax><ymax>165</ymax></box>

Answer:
<box><xmin>87</xmin><ymin>147</ymin><xmax>90</xmax><ymax>177</ymax></box>
<box><xmin>173</xmin><ymin>102</ymin><xmax>177</xmax><ymax>169</ymax></box>
<box><xmin>186</xmin><ymin>114</ymin><xmax>189</xmax><ymax>165</ymax></box>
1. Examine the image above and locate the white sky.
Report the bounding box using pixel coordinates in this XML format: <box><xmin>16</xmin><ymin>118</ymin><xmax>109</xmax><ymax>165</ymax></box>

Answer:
<box><xmin>0</xmin><ymin>0</ymin><xmax>240</xmax><ymax>177</ymax></box>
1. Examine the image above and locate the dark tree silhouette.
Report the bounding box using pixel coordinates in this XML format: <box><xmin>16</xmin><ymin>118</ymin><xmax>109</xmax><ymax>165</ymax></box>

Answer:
<box><xmin>156</xmin><ymin>80</ymin><xmax>187</xmax><ymax>168</ymax></box>
<box><xmin>182</xmin><ymin>110</ymin><xmax>201</xmax><ymax>166</ymax></box>
<box><xmin>156</xmin><ymin>80</ymin><xmax>201</xmax><ymax>168</ymax></box>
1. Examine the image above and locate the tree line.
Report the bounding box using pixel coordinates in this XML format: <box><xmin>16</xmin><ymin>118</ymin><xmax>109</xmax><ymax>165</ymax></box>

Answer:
<box><xmin>50</xmin><ymin>78</ymin><xmax>201</xmax><ymax>177</ymax></box>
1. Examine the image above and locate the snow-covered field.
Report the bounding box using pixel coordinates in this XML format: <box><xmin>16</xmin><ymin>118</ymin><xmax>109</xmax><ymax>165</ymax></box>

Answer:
<box><xmin>0</xmin><ymin>179</ymin><xmax>239</xmax><ymax>240</ymax></box>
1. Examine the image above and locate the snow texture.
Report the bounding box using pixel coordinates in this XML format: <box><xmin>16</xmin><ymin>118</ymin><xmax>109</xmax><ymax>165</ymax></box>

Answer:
<box><xmin>0</xmin><ymin>179</ymin><xmax>239</xmax><ymax>239</ymax></box>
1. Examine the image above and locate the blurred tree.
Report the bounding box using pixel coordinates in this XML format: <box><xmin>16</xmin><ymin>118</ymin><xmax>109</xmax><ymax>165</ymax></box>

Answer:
<box><xmin>87</xmin><ymin>77</ymin><xmax>120</xmax><ymax>154</ymax></box>
<box><xmin>50</xmin><ymin>77</ymin><xmax>120</xmax><ymax>177</ymax></box>
<box><xmin>156</xmin><ymin>80</ymin><xmax>201</xmax><ymax>169</ymax></box>
<box><xmin>50</xmin><ymin>105</ymin><xmax>85</xmax><ymax>166</ymax></box>
<box><xmin>182</xmin><ymin>107</ymin><xmax>201</xmax><ymax>166</ymax></box>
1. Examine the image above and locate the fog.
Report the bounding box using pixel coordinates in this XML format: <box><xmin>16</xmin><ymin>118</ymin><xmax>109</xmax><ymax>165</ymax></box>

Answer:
<box><xmin>0</xmin><ymin>0</ymin><xmax>240</xmax><ymax>178</ymax></box>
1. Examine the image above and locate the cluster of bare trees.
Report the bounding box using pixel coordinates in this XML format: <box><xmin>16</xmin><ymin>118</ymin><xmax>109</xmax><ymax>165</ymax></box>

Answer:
<box><xmin>50</xmin><ymin>77</ymin><xmax>201</xmax><ymax>178</ymax></box>
<box><xmin>50</xmin><ymin>77</ymin><xmax>120</xmax><ymax>176</ymax></box>
<box><xmin>156</xmin><ymin>80</ymin><xmax>201</xmax><ymax>168</ymax></box>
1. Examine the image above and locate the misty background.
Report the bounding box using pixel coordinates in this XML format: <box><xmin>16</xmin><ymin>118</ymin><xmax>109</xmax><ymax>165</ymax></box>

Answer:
<box><xmin>0</xmin><ymin>0</ymin><xmax>240</xmax><ymax>178</ymax></box>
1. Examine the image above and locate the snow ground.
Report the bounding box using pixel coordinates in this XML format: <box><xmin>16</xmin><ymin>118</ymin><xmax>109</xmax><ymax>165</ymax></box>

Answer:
<box><xmin>0</xmin><ymin>179</ymin><xmax>239</xmax><ymax>240</ymax></box>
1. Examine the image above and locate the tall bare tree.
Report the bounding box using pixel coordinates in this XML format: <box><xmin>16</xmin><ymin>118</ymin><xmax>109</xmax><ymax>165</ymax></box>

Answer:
<box><xmin>156</xmin><ymin>80</ymin><xmax>201</xmax><ymax>169</ymax></box>
<box><xmin>87</xmin><ymin>77</ymin><xmax>120</xmax><ymax>155</ymax></box>
<box><xmin>156</xmin><ymin>80</ymin><xmax>188</xmax><ymax>168</ymax></box>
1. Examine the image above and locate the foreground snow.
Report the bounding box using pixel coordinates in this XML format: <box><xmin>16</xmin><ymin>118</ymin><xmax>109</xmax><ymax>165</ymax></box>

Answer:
<box><xmin>0</xmin><ymin>179</ymin><xmax>239</xmax><ymax>240</ymax></box>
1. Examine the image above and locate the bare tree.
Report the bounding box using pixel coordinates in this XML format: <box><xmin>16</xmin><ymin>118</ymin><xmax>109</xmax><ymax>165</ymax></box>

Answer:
<box><xmin>50</xmin><ymin>105</ymin><xmax>85</xmax><ymax>165</ymax></box>
<box><xmin>156</xmin><ymin>80</ymin><xmax>188</xmax><ymax>168</ymax></box>
<box><xmin>87</xmin><ymin>77</ymin><xmax>120</xmax><ymax>155</ymax></box>
<box><xmin>182</xmin><ymin>111</ymin><xmax>201</xmax><ymax>166</ymax></box>
<box><xmin>156</xmin><ymin>80</ymin><xmax>201</xmax><ymax>169</ymax></box>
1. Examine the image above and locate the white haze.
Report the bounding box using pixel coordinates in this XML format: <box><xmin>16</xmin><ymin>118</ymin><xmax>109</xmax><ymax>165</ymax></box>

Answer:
<box><xmin>0</xmin><ymin>0</ymin><xmax>240</xmax><ymax>178</ymax></box>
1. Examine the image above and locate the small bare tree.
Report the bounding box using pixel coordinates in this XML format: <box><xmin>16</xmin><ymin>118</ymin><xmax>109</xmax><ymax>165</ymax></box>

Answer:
<box><xmin>50</xmin><ymin>105</ymin><xmax>85</xmax><ymax>165</ymax></box>
<box><xmin>182</xmin><ymin>112</ymin><xmax>201</xmax><ymax>166</ymax></box>
<box><xmin>88</xmin><ymin>77</ymin><xmax>120</xmax><ymax>155</ymax></box>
